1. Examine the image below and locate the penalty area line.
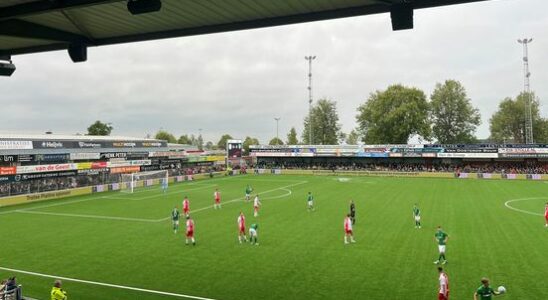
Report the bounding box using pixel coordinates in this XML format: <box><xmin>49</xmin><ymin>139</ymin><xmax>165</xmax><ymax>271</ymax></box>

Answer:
<box><xmin>0</xmin><ymin>266</ymin><xmax>218</xmax><ymax>300</ymax></box>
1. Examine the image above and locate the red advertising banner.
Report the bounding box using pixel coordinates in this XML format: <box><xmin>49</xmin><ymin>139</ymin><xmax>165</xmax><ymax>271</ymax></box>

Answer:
<box><xmin>91</xmin><ymin>162</ymin><xmax>107</xmax><ymax>169</ymax></box>
<box><xmin>110</xmin><ymin>166</ymin><xmax>140</xmax><ymax>174</ymax></box>
<box><xmin>0</xmin><ymin>166</ymin><xmax>16</xmax><ymax>175</ymax></box>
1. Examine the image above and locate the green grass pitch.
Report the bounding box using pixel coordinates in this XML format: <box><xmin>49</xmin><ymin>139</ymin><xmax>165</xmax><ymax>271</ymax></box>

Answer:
<box><xmin>0</xmin><ymin>175</ymin><xmax>547</xmax><ymax>299</ymax></box>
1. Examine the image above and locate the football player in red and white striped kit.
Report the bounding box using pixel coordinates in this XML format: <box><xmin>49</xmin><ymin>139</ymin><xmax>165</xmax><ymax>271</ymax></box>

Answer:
<box><xmin>182</xmin><ymin>196</ymin><xmax>190</xmax><ymax>217</ymax></box>
<box><xmin>214</xmin><ymin>188</ymin><xmax>221</xmax><ymax>209</ymax></box>
<box><xmin>237</xmin><ymin>212</ymin><xmax>247</xmax><ymax>243</ymax></box>
<box><xmin>544</xmin><ymin>202</ymin><xmax>548</xmax><ymax>228</ymax></box>
<box><xmin>438</xmin><ymin>267</ymin><xmax>449</xmax><ymax>300</ymax></box>
<box><xmin>185</xmin><ymin>215</ymin><xmax>196</xmax><ymax>246</ymax></box>
<box><xmin>344</xmin><ymin>214</ymin><xmax>356</xmax><ymax>244</ymax></box>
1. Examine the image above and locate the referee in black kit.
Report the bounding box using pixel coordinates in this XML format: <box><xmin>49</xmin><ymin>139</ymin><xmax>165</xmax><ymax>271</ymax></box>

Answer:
<box><xmin>349</xmin><ymin>200</ymin><xmax>356</xmax><ymax>224</ymax></box>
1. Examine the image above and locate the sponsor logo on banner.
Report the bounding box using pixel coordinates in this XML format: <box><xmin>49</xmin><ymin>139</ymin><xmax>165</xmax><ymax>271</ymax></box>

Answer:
<box><xmin>499</xmin><ymin>148</ymin><xmax>548</xmax><ymax>154</ymax></box>
<box><xmin>78</xmin><ymin>168</ymin><xmax>108</xmax><ymax>175</ymax></box>
<box><xmin>421</xmin><ymin>153</ymin><xmax>436</xmax><ymax>158</ymax></box>
<box><xmin>148</xmin><ymin>151</ymin><xmax>186</xmax><ymax>158</ymax></box>
<box><xmin>101</xmin><ymin>152</ymin><xmax>127</xmax><ymax>159</ymax></box>
<box><xmin>20</xmin><ymin>171</ymin><xmax>77</xmax><ymax>180</ymax></box>
<box><xmin>112</xmin><ymin>142</ymin><xmax>137</xmax><ymax>148</ymax></box>
<box><xmin>141</xmin><ymin>142</ymin><xmax>163</xmax><ymax>147</ymax></box>
<box><xmin>0</xmin><ymin>155</ymin><xmax>17</xmax><ymax>162</ymax></box>
<box><xmin>0</xmin><ymin>140</ymin><xmax>33</xmax><ymax>150</ymax></box>
<box><xmin>78</xmin><ymin>141</ymin><xmax>102</xmax><ymax>148</ymax></box>
<box><xmin>140</xmin><ymin>165</ymin><xmax>160</xmax><ymax>172</ymax></box>
<box><xmin>126</xmin><ymin>152</ymin><xmax>149</xmax><ymax>159</ymax></box>
<box><xmin>91</xmin><ymin>162</ymin><xmax>107</xmax><ymax>169</ymax></box>
<box><xmin>0</xmin><ymin>166</ymin><xmax>16</xmax><ymax>175</ymax></box>
<box><xmin>437</xmin><ymin>153</ymin><xmax>498</xmax><ymax>158</ymax></box>
<box><xmin>110</xmin><ymin>166</ymin><xmax>140</xmax><ymax>174</ymax></box>
<box><xmin>70</xmin><ymin>153</ymin><xmax>101</xmax><ymax>160</ymax></box>
<box><xmin>16</xmin><ymin>163</ymin><xmax>78</xmax><ymax>174</ymax></box>
<box><xmin>76</xmin><ymin>162</ymin><xmax>93</xmax><ymax>170</ymax></box>
<box><xmin>39</xmin><ymin>141</ymin><xmax>64</xmax><ymax>148</ymax></box>
<box><xmin>34</xmin><ymin>154</ymin><xmax>70</xmax><ymax>162</ymax></box>
<box><xmin>389</xmin><ymin>153</ymin><xmax>403</xmax><ymax>157</ymax></box>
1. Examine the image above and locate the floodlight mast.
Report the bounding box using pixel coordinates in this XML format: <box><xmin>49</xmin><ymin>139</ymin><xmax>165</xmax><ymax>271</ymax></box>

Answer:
<box><xmin>274</xmin><ymin>117</ymin><xmax>281</xmax><ymax>145</ymax></box>
<box><xmin>305</xmin><ymin>56</ymin><xmax>316</xmax><ymax>145</ymax></box>
<box><xmin>517</xmin><ymin>38</ymin><xmax>534</xmax><ymax>144</ymax></box>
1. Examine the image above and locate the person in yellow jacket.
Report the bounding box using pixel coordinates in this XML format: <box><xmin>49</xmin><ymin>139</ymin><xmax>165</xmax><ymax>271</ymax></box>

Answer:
<box><xmin>51</xmin><ymin>280</ymin><xmax>67</xmax><ymax>300</ymax></box>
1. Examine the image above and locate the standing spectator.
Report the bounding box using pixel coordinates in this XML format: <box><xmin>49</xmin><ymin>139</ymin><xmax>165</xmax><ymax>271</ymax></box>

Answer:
<box><xmin>51</xmin><ymin>280</ymin><xmax>67</xmax><ymax>300</ymax></box>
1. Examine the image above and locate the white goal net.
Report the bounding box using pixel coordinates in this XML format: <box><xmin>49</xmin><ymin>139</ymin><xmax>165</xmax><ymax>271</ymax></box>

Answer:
<box><xmin>120</xmin><ymin>170</ymin><xmax>169</xmax><ymax>193</ymax></box>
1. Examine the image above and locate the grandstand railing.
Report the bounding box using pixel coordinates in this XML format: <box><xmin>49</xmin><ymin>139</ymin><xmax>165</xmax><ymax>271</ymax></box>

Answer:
<box><xmin>0</xmin><ymin>285</ymin><xmax>22</xmax><ymax>300</ymax></box>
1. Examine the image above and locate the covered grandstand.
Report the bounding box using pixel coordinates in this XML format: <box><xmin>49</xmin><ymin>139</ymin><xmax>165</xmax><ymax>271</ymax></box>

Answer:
<box><xmin>0</xmin><ymin>134</ymin><xmax>224</xmax><ymax>201</ymax></box>
<box><xmin>250</xmin><ymin>144</ymin><xmax>548</xmax><ymax>178</ymax></box>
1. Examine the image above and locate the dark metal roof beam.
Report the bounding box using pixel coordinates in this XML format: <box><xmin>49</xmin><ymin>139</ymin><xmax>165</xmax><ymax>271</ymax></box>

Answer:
<box><xmin>0</xmin><ymin>0</ymin><xmax>123</xmax><ymax>20</ymax></box>
<box><xmin>1</xmin><ymin>0</ymin><xmax>489</xmax><ymax>56</ymax></box>
<box><xmin>0</xmin><ymin>19</ymin><xmax>90</xmax><ymax>43</ymax></box>
<box><xmin>98</xmin><ymin>0</ymin><xmax>488</xmax><ymax>46</ymax></box>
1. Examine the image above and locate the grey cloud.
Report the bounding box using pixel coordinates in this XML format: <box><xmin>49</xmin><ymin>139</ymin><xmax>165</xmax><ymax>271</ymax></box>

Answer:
<box><xmin>1</xmin><ymin>0</ymin><xmax>546</xmax><ymax>144</ymax></box>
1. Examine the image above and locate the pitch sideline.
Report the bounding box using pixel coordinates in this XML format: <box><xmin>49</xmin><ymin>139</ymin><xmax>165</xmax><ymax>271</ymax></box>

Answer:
<box><xmin>0</xmin><ymin>266</ymin><xmax>217</xmax><ymax>300</ymax></box>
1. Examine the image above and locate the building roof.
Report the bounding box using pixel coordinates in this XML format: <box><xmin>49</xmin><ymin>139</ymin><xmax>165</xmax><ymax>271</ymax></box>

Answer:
<box><xmin>0</xmin><ymin>0</ymin><xmax>487</xmax><ymax>57</ymax></box>
<box><xmin>0</xmin><ymin>133</ymin><xmax>159</xmax><ymax>141</ymax></box>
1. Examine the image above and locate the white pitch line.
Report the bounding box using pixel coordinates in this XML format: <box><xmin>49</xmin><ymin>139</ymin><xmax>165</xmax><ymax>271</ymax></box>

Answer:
<box><xmin>0</xmin><ymin>266</ymin><xmax>217</xmax><ymax>300</ymax></box>
<box><xmin>156</xmin><ymin>181</ymin><xmax>308</xmax><ymax>221</ymax></box>
<box><xmin>504</xmin><ymin>197</ymin><xmax>547</xmax><ymax>217</ymax></box>
<box><xmin>261</xmin><ymin>188</ymin><xmax>292</xmax><ymax>200</ymax></box>
<box><xmin>118</xmin><ymin>184</ymin><xmax>218</xmax><ymax>201</ymax></box>
<box><xmin>16</xmin><ymin>210</ymin><xmax>161</xmax><ymax>223</ymax></box>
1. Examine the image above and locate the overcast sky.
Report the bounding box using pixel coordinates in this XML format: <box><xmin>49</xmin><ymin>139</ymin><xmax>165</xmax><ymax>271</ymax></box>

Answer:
<box><xmin>1</xmin><ymin>0</ymin><xmax>547</xmax><ymax>144</ymax></box>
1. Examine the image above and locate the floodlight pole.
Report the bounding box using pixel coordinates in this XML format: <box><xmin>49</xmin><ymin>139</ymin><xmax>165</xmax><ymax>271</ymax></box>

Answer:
<box><xmin>305</xmin><ymin>55</ymin><xmax>316</xmax><ymax>145</ymax></box>
<box><xmin>518</xmin><ymin>38</ymin><xmax>534</xmax><ymax>144</ymax></box>
<box><xmin>274</xmin><ymin>117</ymin><xmax>281</xmax><ymax>144</ymax></box>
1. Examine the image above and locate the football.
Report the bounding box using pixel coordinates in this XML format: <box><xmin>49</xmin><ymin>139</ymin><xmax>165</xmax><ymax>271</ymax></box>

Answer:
<box><xmin>498</xmin><ymin>286</ymin><xmax>507</xmax><ymax>294</ymax></box>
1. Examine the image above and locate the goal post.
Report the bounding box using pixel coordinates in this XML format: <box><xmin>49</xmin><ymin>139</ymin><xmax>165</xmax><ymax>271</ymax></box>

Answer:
<box><xmin>120</xmin><ymin>170</ymin><xmax>169</xmax><ymax>193</ymax></box>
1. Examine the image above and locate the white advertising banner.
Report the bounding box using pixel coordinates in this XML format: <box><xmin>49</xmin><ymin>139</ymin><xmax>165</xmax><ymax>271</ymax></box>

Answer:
<box><xmin>437</xmin><ymin>153</ymin><xmax>498</xmax><ymax>158</ymax></box>
<box><xmin>0</xmin><ymin>140</ymin><xmax>33</xmax><ymax>150</ymax></box>
<box><xmin>17</xmin><ymin>163</ymin><xmax>78</xmax><ymax>174</ymax></box>
<box><xmin>70</xmin><ymin>153</ymin><xmax>101</xmax><ymax>160</ymax></box>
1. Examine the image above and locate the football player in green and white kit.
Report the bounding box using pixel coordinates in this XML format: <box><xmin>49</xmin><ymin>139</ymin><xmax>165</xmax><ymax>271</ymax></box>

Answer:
<box><xmin>171</xmin><ymin>206</ymin><xmax>180</xmax><ymax>234</ymax></box>
<box><xmin>307</xmin><ymin>192</ymin><xmax>314</xmax><ymax>212</ymax></box>
<box><xmin>434</xmin><ymin>226</ymin><xmax>449</xmax><ymax>264</ymax></box>
<box><xmin>413</xmin><ymin>204</ymin><xmax>421</xmax><ymax>229</ymax></box>
<box><xmin>474</xmin><ymin>278</ymin><xmax>501</xmax><ymax>300</ymax></box>
<box><xmin>249</xmin><ymin>223</ymin><xmax>259</xmax><ymax>246</ymax></box>
<box><xmin>245</xmin><ymin>185</ymin><xmax>253</xmax><ymax>202</ymax></box>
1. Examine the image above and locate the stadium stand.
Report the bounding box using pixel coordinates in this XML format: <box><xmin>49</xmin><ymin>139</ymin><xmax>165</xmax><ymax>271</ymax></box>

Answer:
<box><xmin>250</xmin><ymin>144</ymin><xmax>548</xmax><ymax>176</ymax></box>
<box><xmin>0</xmin><ymin>135</ymin><xmax>225</xmax><ymax>199</ymax></box>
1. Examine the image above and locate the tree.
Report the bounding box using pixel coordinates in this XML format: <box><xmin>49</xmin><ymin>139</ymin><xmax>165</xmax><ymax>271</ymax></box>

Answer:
<box><xmin>243</xmin><ymin>136</ymin><xmax>260</xmax><ymax>153</ymax></box>
<box><xmin>302</xmin><ymin>99</ymin><xmax>341</xmax><ymax>145</ymax></box>
<box><xmin>286</xmin><ymin>127</ymin><xmax>299</xmax><ymax>145</ymax></box>
<box><xmin>205</xmin><ymin>141</ymin><xmax>214</xmax><ymax>150</ymax></box>
<box><xmin>269</xmin><ymin>137</ymin><xmax>284</xmax><ymax>145</ymax></box>
<box><xmin>356</xmin><ymin>84</ymin><xmax>431</xmax><ymax>144</ymax></box>
<box><xmin>430</xmin><ymin>80</ymin><xmax>481</xmax><ymax>144</ymax></box>
<box><xmin>155</xmin><ymin>130</ymin><xmax>176</xmax><ymax>143</ymax></box>
<box><xmin>489</xmin><ymin>92</ymin><xmax>548</xmax><ymax>143</ymax></box>
<box><xmin>217</xmin><ymin>134</ymin><xmax>233</xmax><ymax>150</ymax></box>
<box><xmin>196</xmin><ymin>134</ymin><xmax>204</xmax><ymax>150</ymax></box>
<box><xmin>178</xmin><ymin>134</ymin><xmax>192</xmax><ymax>144</ymax></box>
<box><xmin>87</xmin><ymin>121</ymin><xmax>113</xmax><ymax>136</ymax></box>
<box><xmin>346</xmin><ymin>130</ymin><xmax>360</xmax><ymax>145</ymax></box>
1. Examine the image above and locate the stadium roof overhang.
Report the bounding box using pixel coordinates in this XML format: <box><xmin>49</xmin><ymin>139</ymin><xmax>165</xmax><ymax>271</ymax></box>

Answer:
<box><xmin>0</xmin><ymin>0</ymin><xmax>489</xmax><ymax>74</ymax></box>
